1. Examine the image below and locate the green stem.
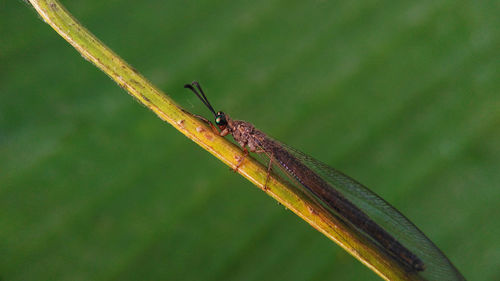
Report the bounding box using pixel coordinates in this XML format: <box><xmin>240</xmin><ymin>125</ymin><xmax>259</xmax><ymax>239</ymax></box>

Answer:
<box><xmin>27</xmin><ymin>1</ymin><xmax>422</xmax><ymax>280</ymax></box>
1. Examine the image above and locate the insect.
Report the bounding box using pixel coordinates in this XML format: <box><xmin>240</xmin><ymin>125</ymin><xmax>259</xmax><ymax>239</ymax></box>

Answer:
<box><xmin>184</xmin><ymin>81</ymin><xmax>465</xmax><ymax>280</ymax></box>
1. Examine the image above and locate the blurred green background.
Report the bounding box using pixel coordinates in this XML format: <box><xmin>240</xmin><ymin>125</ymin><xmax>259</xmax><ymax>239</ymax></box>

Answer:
<box><xmin>1</xmin><ymin>0</ymin><xmax>499</xmax><ymax>280</ymax></box>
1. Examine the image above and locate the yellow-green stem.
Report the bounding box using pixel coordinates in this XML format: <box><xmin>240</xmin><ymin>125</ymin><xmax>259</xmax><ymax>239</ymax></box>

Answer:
<box><xmin>27</xmin><ymin>1</ymin><xmax>423</xmax><ymax>280</ymax></box>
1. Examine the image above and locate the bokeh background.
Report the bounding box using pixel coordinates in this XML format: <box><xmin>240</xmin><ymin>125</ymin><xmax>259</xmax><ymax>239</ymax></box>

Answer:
<box><xmin>1</xmin><ymin>0</ymin><xmax>499</xmax><ymax>280</ymax></box>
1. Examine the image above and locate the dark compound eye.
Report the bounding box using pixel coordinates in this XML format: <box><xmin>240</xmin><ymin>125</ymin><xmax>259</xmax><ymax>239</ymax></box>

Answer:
<box><xmin>215</xmin><ymin>112</ymin><xmax>227</xmax><ymax>126</ymax></box>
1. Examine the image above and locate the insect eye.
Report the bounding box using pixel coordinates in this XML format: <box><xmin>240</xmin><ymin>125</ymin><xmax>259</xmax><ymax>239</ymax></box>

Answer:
<box><xmin>215</xmin><ymin>112</ymin><xmax>227</xmax><ymax>126</ymax></box>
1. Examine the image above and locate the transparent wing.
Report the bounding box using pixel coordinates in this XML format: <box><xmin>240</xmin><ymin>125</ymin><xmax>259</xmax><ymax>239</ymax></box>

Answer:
<box><xmin>258</xmin><ymin>138</ymin><xmax>465</xmax><ymax>281</ymax></box>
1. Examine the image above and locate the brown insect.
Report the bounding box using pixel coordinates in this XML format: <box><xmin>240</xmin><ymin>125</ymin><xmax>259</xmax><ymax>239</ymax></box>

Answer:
<box><xmin>184</xmin><ymin>81</ymin><xmax>467</xmax><ymax>280</ymax></box>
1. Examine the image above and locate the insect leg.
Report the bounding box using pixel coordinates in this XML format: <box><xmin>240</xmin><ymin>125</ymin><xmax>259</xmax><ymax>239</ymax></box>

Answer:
<box><xmin>232</xmin><ymin>148</ymin><xmax>249</xmax><ymax>173</ymax></box>
<box><xmin>250</xmin><ymin>147</ymin><xmax>272</xmax><ymax>190</ymax></box>
<box><xmin>181</xmin><ymin>108</ymin><xmax>219</xmax><ymax>134</ymax></box>
<box><xmin>263</xmin><ymin>157</ymin><xmax>273</xmax><ymax>191</ymax></box>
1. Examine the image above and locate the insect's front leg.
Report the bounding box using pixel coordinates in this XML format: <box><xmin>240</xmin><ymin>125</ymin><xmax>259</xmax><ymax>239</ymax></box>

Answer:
<box><xmin>182</xmin><ymin>109</ymin><xmax>220</xmax><ymax>134</ymax></box>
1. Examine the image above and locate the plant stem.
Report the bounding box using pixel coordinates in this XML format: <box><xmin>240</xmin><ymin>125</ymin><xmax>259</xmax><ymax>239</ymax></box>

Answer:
<box><xmin>26</xmin><ymin>1</ymin><xmax>422</xmax><ymax>280</ymax></box>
